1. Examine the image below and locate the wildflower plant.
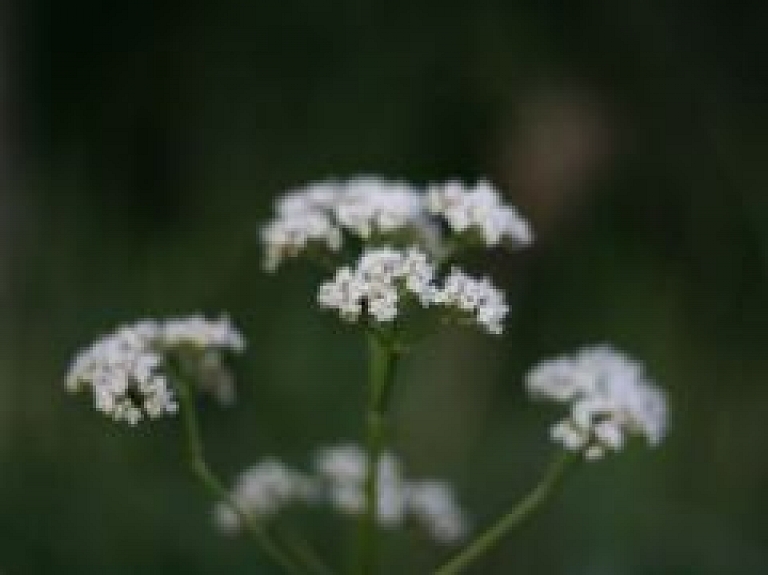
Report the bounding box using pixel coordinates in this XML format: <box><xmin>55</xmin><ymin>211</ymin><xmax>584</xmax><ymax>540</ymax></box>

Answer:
<box><xmin>65</xmin><ymin>177</ymin><xmax>667</xmax><ymax>574</ymax></box>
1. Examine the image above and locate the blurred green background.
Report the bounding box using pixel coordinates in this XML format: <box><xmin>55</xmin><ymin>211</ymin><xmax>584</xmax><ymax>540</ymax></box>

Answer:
<box><xmin>2</xmin><ymin>1</ymin><xmax>768</xmax><ymax>573</ymax></box>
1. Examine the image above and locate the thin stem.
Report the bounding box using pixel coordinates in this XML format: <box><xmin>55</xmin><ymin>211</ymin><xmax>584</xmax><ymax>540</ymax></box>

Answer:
<box><xmin>358</xmin><ymin>333</ymin><xmax>400</xmax><ymax>575</ymax></box>
<box><xmin>172</xmin><ymin>372</ymin><xmax>301</xmax><ymax>574</ymax></box>
<box><xmin>434</xmin><ymin>452</ymin><xmax>574</xmax><ymax>575</ymax></box>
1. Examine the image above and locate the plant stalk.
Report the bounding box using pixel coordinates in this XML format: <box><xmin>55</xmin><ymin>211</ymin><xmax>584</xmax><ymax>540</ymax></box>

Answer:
<box><xmin>433</xmin><ymin>452</ymin><xmax>574</xmax><ymax>575</ymax></box>
<box><xmin>358</xmin><ymin>333</ymin><xmax>400</xmax><ymax>575</ymax></box>
<box><xmin>173</xmin><ymin>372</ymin><xmax>301</xmax><ymax>574</ymax></box>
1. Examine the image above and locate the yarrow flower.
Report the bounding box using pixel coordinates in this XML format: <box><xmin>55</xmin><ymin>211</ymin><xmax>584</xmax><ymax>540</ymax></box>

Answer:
<box><xmin>261</xmin><ymin>176</ymin><xmax>532</xmax><ymax>271</ymax></box>
<box><xmin>317</xmin><ymin>246</ymin><xmax>509</xmax><ymax>335</ymax></box>
<box><xmin>525</xmin><ymin>345</ymin><xmax>668</xmax><ymax>460</ymax></box>
<box><xmin>65</xmin><ymin>315</ymin><xmax>245</xmax><ymax>425</ymax></box>
<box><xmin>216</xmin><ymin>443</ymin><xmax>469</xmax><ymax>544</ymax></box>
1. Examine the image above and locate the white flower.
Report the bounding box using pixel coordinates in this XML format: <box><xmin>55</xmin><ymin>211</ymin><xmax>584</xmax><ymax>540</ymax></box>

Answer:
<box><xmin>261</xmin><ymin>177</ymin><xmax>534</xmax><ymax>270</ymax></box>
<box><xmin>261</xmin><ymin>178</ymin><xmax>426</xmax><ymax>271</ymax></box>
<box><xmin>215</xmin><ymin>459</ymin><xmax>317</xmax><ymax>534</ymax></box>
<box><xmin>262</xmin><ymin>211</ymin><xmax>343</xmax><ymax>272</ymax></box>
<box><xmin>317</xmin><ymin>266</ymin><xmax>367</xmax><ymax>321</ymax></box>
<box><xmin>316</xmin><ymin>246</ymin><xmax>438</xmax><ymax>324</ymax></box>
<box><xmin>160</xmin><ymin>314</ymin><xmax>246</xmax><ymax>353</ymax></box>
<box><xmin>217</xmin><ymin>444</ymin><xmax>469</xmax><ymax>544</ymax></box>
<box><xmin>434</xmin><ymin>268</ymin><xmax>509</xmax><ymax>335</ymax></box>
<box><xmin>313</xmin><ymin>443</ymin><xmax>368</xmax><ymax>485</ymax></box>
<box><xmin>65</xmin><ymin>321</ymin><xmax>175</xmax><ymax>424</ymax></box>
<box><xmin>312</xmin><ymin>443</ymin><xmax>468</xmax><ymax>543</ymax></box>
<box><xmin>525</xmin><ymin>345</ymin><xmax>668</xmax><ymax>460</ymax></box>
<box><xmin>262</xmin><ymin>181</ymin><xmax>344</xmax><ymax>272</ymax></box>
<box><xmin>314</xmin><ymin>444</ymin><xmax>406</xmax><ymax>527</ymax></box>
<box><xmin>333</xmin><ymin>177</ymin><xmax>423</xmax><ymax>239</ymax></box>
<box><xmin>406</xmin><ymin>481</ymin><xmax>469</xmax><ymax>543</ymax></box>
<box><xmin>276</xmin><ymin>181</ymin><xmax>339</xmax><ymax>215</ymax></box>
<box><xmin>66</xmin><ymin>315</ymin><xmax>247</xmax><ymax>424</ymax></box>
<box><xmin>426</xmin><ymin>180</ymin><xmax>533</xmax><ymax>247</ymax></box>
<box><xmin>317</xmin><ymin>247</ymin><xmax>508</xmax><ymax>334</ymax></box>
<box><xmin>398</xmin><ymin>247</ymin><xmax>440</xmax><ymax>306</ymax></box>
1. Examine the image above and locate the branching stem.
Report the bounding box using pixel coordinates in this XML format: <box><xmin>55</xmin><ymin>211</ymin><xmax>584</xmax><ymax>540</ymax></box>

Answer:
<box><xmin>433</xmin><ymin>452</ymin><xmax>574</xmax><ymax>575</ymax></box>
<box><xmin>172</xmin><ymin>370</ymin><xmax>301</xmax><ymax>574</ymax></box>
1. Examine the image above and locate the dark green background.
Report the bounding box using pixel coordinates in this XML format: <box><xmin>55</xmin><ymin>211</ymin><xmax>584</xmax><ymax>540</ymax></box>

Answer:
<box><xmin>1</xmin><ymin>1</ymin><xmax>767</xmax><ymax>573</ymax></box>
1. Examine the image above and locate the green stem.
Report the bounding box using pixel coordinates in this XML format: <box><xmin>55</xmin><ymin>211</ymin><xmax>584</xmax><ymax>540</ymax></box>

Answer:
<box><xmin>358</xmin><ymin>333</ymin><xmax>400</xmax><ymax>575</ymax></box>
<box><xmin>433</xmin><ymin>452</ymin><xmax>574</xmax><ymax>575</ymax></box>
<box><xmin>172</xmin><ymin>373</ymin><xmax>301</xmax><ymax>574</ymax></box>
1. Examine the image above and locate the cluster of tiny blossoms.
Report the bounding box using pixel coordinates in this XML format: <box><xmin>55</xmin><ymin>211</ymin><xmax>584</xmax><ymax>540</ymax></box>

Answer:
<box><xmin>315</xmin><ymin>444</ymin><xmax>468</xmax><ymax>543</ymax></box>
<box><xmin>261</xmin><ymin>177</ymin><xmax>532</xmax><ymax>271</ymax></box>
<box><xmin>65</xmin><ymin>315</ymin><xmax>245</xmax><ymax>425</ymax></box>
<box><xmin>217</xmin><ymin>443</ymin><xmax>468</xmax><ymax>545</ymax></box>
<box><xmin>426</xmin><ymin>180</ymin><xmax>533</xmax><ymax>247</ymax></box>
<box><xmin>317</xmin><ymin>246</ymin><xmax>508</xmax><ymax>335</ymax></box>
<box><xmin>525</xmin><ymin>345</ymin><xmax>667</xmax><ymax>460</ymax></box>
<box><xmin>214</xmin><ymin>459</ymin><xmax>317</xmax><ymax>533</ymax></box>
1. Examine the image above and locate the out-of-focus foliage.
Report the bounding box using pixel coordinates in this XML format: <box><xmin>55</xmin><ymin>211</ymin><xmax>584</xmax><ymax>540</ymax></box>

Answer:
<box><xmin>1</xmin><ymin>1</ymin><xmax>767</xmax><ymax>573</ymax></box>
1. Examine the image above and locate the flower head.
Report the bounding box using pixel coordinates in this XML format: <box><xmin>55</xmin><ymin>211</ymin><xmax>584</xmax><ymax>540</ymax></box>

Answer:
<box><xmin>261</xmin><ymin>177</ymin><xmax>427</xmax><ymax>271</ymax></box>
<box><xmin>407</xmin><ymin>481</ymin><xmax>469</xmax><ymax>543</ymax></box>
<box><xmin>160</xmin><ymin>314</ymin><xmax>246</xmax><ymax>352</ymax></box>
<box><xmin>317</xmin><ymin>246</ymin><xmax>438</xmax><ymax>324</ymax></box>
<box><xmin>214</xmin><ymin>459</ymin><xmax>316</xmax><ymax>533</ymax></box>
<box><xmin>261</xmin><ymin>176</ymin><xmax>533</xmax><ymax>270</ymax></box>
<box><xmin>314</xmin><ymin>443</ymin><xmax>406</xmax><ymax>526</ymax></box>
<box><xmin>426</xmin><ymin>180</ymin><xmax>533</xmax><ymax>247</ymax></box>
<box><xmin>65</xmin><ymin>321</ymin><xmax>173</xmax><ymax>425</ymax></box>
<box><xmin>332</xmin><ymin>177</ymin><xmax>424</xmax><ymax>239</ymax></box>
<box><xmin>434</xmin><ymin>268</ymin><xmax>509</xmax><ymax>335</ymax></box>
<box><xmin>525</xmin><ymin>345</ymin><xmax>667</xmax><ymax>460</ymax></box>
<box><xmin>261</xmin><ymin>211</ymin><xmax>343</xmax><ymax>273</ymax></box>
<box><xmin>65</xmin><ymin>315</ymin><xmax>246</xmax><ymax>424</ymax></box>
<box><xmin>312</xmin><ymin>443</ymin><xmax>468</xmax><ymax>542</ymax></box>
<box><xmin>215</xmin><ymin>444</ymin><xmax>469</xmax><ymax>544</ymax></box>
<box><xmin>317</xmin><ymin>247</ymin><xmax>508</xmax><ymax>334</ymax></box>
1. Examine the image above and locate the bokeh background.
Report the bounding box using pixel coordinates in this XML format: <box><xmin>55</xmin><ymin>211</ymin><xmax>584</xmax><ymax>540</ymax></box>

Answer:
<box><xmin>2</xmin><ymin>1</ymin><xmax>768</xmax><ymax>573</ymax></box>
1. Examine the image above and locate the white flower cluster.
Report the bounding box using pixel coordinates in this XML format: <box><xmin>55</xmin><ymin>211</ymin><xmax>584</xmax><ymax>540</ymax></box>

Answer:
<box><xmin>262</xmin><ymin>182</ymin><xmax>344</xmax><ymax>272</ymax></box>
<box><xmin>314</xmin><ymin>443</ymin><xmax>468</xmax><ymax>543</ymax></box>
<box><xmin>262</xmin><ymin>177</ymin><xmax>531</xmax><ymax>271</ymax></box>
<box><xmin>65</xmin><ymin>315</ymin><xmax>245</xmax><ymax>425</ymax></box>
<box><xmin>434</xmin><ymin>268</ymin><xmax>509</xmax><ymax>335</ymax></box>
<box><xmin>313</xmin><ymin>443</ymin><xmax>406</xmax><ymax>527</ymax></box>
<box><xmin>426</xmin><ymin>180</ymin><xmax>533</xmax><ymax>247</ymax></box>
<box><xmin>333</xmin><ymin>178</ymin><xmax>424</xmax><ymax>239</ymax></box>
<box><xmin>525</xmin><ymin>345</ymin><xmax>668</xmax><ymax>460</ymax></box>
<box><xmin>216</xmin><ymin>444</ymin><xmax>468</xmax><ymax>544</ymax></box>
<box><xmin>161</xmin><ymin>315</ymin><xmax>247</xmax><ymax>352</ymax></box>
<box><xmin>317</xmin><ymin>247</ymin><xmax>508</xmax><ymax>334</ymax></box>
<box><xmin>317</xmin><ymin>247</ymin><xmax>436</xmax><ymax>323</ymax></box>
<box><xmin>65</xmin><ymin>321</ymin><xmax>173</xmax><ymax>425</ymax></box>
<box><xmin>214</xmin><ymin>459</ymin><xmax>317</xmax><ymax>533</ymax></box>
